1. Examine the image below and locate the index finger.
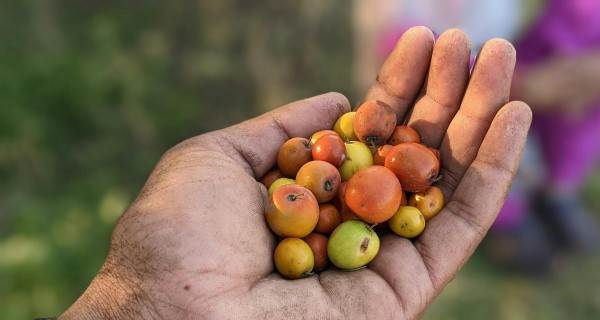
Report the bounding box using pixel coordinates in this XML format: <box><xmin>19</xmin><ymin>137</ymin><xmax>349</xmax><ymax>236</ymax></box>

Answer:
<box><xmin>364</xmin><ymin>26</ymin><xmax>434</xmax><ymax>120</ymax></box>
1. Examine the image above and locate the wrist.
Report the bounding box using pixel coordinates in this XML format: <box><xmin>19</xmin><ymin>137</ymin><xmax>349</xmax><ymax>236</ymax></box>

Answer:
<box><xmin>59</xmin><ymin>264</ymin><xmax>152</xmax><ymax>320</ymax></box>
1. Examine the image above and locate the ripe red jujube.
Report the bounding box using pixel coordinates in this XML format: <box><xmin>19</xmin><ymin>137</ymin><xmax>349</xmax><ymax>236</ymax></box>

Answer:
<box><xmin>354</xmin><ymin>100</ymin><xmax>397</xmax><ymax>146</ymax></box>
<box><xmin>384</xmin><ymin>142</ymin><xmax>440</xmax><ymax>192</ymax></box>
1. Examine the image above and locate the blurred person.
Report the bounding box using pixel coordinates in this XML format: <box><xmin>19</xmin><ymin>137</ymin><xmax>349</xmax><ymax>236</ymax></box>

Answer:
<box><xmin>353</xmin><ymin>0</ymin><xmax>600</xmax><ymax>273</ymax></box>
<box><xmin>510</xmin><ymin>0</ymin><xmax>600</xmax><ymax>252</ymax></box>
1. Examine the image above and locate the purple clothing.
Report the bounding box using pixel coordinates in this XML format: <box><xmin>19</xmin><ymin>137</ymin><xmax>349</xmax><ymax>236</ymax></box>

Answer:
<box><xmin>517</xmin><ymin>0</ymin><xmax>600</xmax><ymax>61</ymax></box>
<box><xmin>533</xmin><ymin>106</ymin><xmax>600</xmax><ymax>190</ymax></box>
<box><xmin>515</xmin><ymin>0</ymin><xmax>600</xmax><ymax>189</ymax></box>
<box><xmin>493</xmin><ymin>192</ymin><xmax>528</xmax><ymax>230</ymax></box>
<box><xmin>496</xmin><ymin>0</ymin><xmax>600</xmax><ymax>228</ymax></box>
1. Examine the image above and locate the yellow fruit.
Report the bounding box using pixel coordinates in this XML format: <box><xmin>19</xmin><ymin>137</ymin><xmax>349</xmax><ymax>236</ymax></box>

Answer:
<box><xmin>389</xmin><ymin>206</ymin><xmax>426</xmax><ymax>238</ymax></box>
<box><xmin>334</xmin><ymin>112</ymin><xmax>358</xmax><ymax>141</ymax></box>
<box><xmin>408</xmin><ymin>186</ymin><xmax>444</xmax><ymax>220</ymax></box>
<box><xmin>274</xmin><ymin>238</ymin><xmax>314</xmax><ymax>279</ymax></box>
<box><xmin>268</xmin><ymin>178</ymin><xmax>295</xmax><ymax>195</ymax></box>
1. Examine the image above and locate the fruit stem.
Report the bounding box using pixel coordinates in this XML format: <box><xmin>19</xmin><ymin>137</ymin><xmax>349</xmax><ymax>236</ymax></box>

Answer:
<box><xmin>287</xmin><ymin>193</ymin><xmax>305</xmax><ymax>202</ymax></box>
<box><xmin>430</xmin><ymin>174</ymin><xmax>443</xmax><ymax>183</ymax></box>
<box><xmin>366</xmin><ymin>136</ymin><xmax>379</xmax><ymax>148</ymax></box>
<box><xmin>302</xmin><ymin>271</ymin><xmax>315</xmax><ymax>277</ymax></box>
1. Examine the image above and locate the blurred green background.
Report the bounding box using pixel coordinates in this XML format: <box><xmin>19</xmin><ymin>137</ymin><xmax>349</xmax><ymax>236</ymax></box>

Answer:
<box><xmin>0</xmin><ymin>1</ymin><xmax>599</xmax><ymax>319</ymax></box>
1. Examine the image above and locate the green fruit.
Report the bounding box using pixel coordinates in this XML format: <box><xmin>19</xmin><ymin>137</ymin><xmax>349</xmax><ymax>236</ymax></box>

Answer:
<box><xmin>327</xmin><ymin>220</ymin><xmax>380</xmax><ymax>270</ymax></box>
<box><xmin>268</xmin><ymin>178</ymin><xmax>295</xmax><ymax>195</ymax></box>
<box><xmin>339</xmin><ymin>141</ymin><xmax>373</xmax><ymax>181</ymax></box>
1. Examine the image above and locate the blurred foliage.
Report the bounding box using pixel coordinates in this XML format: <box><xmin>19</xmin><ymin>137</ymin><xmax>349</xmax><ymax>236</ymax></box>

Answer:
<box><xmin>0</xmin><ymin>1</ymin><xmax>598</xmax><ymax>319</ymax></box>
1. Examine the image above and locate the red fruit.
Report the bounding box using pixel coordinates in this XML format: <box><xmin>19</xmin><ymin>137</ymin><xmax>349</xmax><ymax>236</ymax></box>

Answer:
<box><xmin>312</xmin><ymin>134</ymin><xmax>346</xmax><ymax>168</ymax></box>
<box><xmin>315</xmin><ymin>204</ymin><xmax>342</xmax><ymax>234</ymax></box>
<box><xmin>296</xmin><ymin>160</ymin><xmax>341</xmax><ymax>203</ymax></box>
<box><xmin>333</xmin><ymin>182</ymin><xmax>360</xmax><ymax>221</ymax></box>
<box><xmin>429</xmin><ymin>147</ymin><xmax>441</xmax><ymax>161</ymax></box>
<box><xmin>303</xmin><ymin>233</ymin><xmax>329</xmax><ymax>272</ymax></box>
<box><xmin>277</xmin><ymin>137</ymin><xmax>312</xmax><ymax>177</ymax></box>
<box><xmin>400</xmin><ymin>191</ymin><xmax>407</xmax><ymax>206</ymax></box>
<box><xmin>339</xmin><ymin>207</ymin><xmax>360</xmax><ymax>222</ymax></box>
<box><xmin>310</xmin><ymin>130</ymin><xmax>338</xmax><ymax>145</ymax></box>
<box><xmin>261</xmin><ymin>169</ymin><xmax>283</xmax><ymax>189</ymax></box>
<box><xmin>385</xmin><ymin>142</ymin><xmax>440</xmax><ymax>192</ymax></box>
<box><xmin>409</xmin><ymin>186</ymin><xmax>444</xmax><ymax>220</ymax></box>
<box><xmin>345</xmin><ymin>166</ymin><xmax>403</xmax><ymax>224</ymax></box>
<box><xmin>354</xmin><ymin>100</ymin><xmax>397</xmax><ymax>146</ymax></box>
<box><xmin>373</xmin><ymin>145</ymin><xmax>393</xmax><ymax>166</ymax></box>
<box><xmin>388</xmin><ymin>125</ymin><xmax>421</xmax><ymax>145</ymax></box>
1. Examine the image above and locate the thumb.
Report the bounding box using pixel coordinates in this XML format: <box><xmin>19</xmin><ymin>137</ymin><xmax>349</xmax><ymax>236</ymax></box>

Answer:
<box><xmin>202</xmin><ymin>92</ymin><xmax>350</xmax><ymax>178</ymax></box>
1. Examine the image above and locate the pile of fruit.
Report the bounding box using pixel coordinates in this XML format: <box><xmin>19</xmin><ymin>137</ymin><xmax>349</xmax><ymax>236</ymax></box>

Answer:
<box><xmin>261</xmin><ymin>100</ymin><xmax>445</xmax><ymax>279</ymax></box>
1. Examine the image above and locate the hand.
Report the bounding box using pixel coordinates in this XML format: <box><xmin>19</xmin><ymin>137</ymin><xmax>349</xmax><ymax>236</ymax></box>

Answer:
<box><xmin>60</xmin><ymin>28</ymin><xmax>531</xmax><ymax>320</ymax></box>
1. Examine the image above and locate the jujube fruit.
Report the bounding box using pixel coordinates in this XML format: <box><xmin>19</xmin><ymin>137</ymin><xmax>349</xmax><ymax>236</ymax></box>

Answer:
<box><xmin>339</xmin><ymin>141</ymin><xmax>373</xmax><ymax>181</ymax></box>
<box><xmin>345</xmin><ymin>166</ymin><xmax>402</xmax><ymax>224</ymax></box>
<box><xmin>354</xmin><ymin>100</ymin><xmax>397</xmax><ymax>146</ymax></box>
<box><xmin>265</xmin><ymin>109</ymin><xmax>447</xmax><ymax>279</ymax></box>
<box><xmin>261</xmin><ymin>169</ymin><xmax>283</xmax><ymax>189</ymax></box>
<box><xmin>277</xmin><ymin>137</ymin><xmax>312</xmax><ymax>177</ymax></box>
<box><xmin>373</xmin><ymin>144</ymin><xmax>393</xmax><ymax>166</ymax></box>
<box><xmin>333</xmin><ymin>182</ymin><xmax>360</xmax><ymax>221</ymax></box>
<box><xmin>340</xmin><ymin>209</ymin><xmax>360</xmax><ymax>222</ymax></box>
<box><xmin>265</xmin><ymin>184</ymin><xmax>319</xmax><ymax>237</ymax></box>
<box><xmin>388</xmin><ymin>125</ymin><xmax>421</xmax><ymax>145</ymax></box>
<box><xmin>327</xmin><ymin>220</ymin><xmax>380</xmax><ymax>270</ymax></box>
<box><xmin>429</xmin><ymin>147</ymin><xmax>441</xmax><ymax>161</ymax></box>
<box><xmin>312</xmin><ymin>134</ymin><xmax>346</xmax><ymax>168</ymax></box>
<box><xmin>310</xmin><ymin>130</ymin><xmax>338</xmax><ymax>145</ymax></box>
<box><xmin>274</xmin><ymin>238</ymin><xmax>314</xmax><ymax>279</ymax></box>
<box><xmin>333</xmin><ymin>112</ymin><xmax>358</xmax><ymax>141</ymax></box>
<box><xmin>389</xmin><ymin>206</ymin><xmax>426</xmax><ymax>238</ymax></box>
<box><xmin>409</xmin><ymin>186</ymin><xmax>444</xmax><ymax>220</ymax></box>
<box><xmin>315</xmin><ymin>204</ymin><xmax>342</xmax><ymax>234</ymax></box>
<box><xmin>268</xmin><ymin>178</ymin><xmax>295</xmax><ymax>195</ymax></box>
<box><xmin>296</xmin><ymin>160</ymin><xmax>341</xmax><ymax>203</ymax></box>
<box><xmin>303</xmin><ymin>233</ymin><xmax>329</xmax><ymax>272</ymax></box>
<box><xmin>385</xmin><ymin>142</ymin><xmax>440</xmax><ymax>192</ymax></box>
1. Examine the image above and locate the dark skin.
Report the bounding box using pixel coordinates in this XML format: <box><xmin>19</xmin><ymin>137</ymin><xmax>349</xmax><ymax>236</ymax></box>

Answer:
<box><xmin>60</xmin><ymin>27</ymin><xmax>532</xmax><ymax>319</ymax></box>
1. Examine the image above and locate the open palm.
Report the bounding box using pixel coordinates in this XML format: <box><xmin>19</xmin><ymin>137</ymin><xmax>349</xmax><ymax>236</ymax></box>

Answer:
<box><xmin>61</xmin><ymin>28</ymin><xmax>531</xmax><ymax>320</ymax></box>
